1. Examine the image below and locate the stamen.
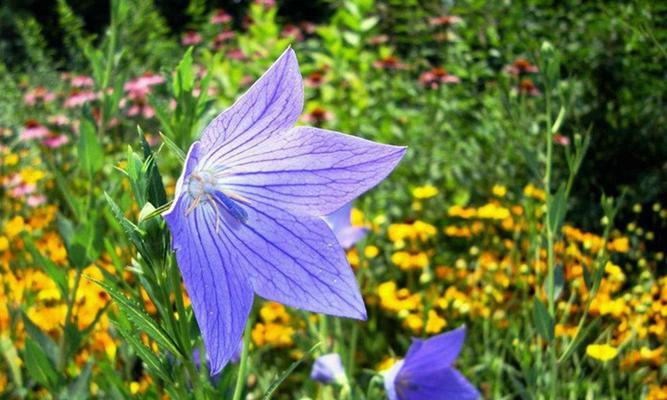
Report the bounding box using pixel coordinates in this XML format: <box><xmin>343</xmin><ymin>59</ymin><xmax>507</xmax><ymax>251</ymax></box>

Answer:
<box><xmin>185</xmin><ymin>195</ymin><xmax>202</xmax><ymax>216</ymax></box>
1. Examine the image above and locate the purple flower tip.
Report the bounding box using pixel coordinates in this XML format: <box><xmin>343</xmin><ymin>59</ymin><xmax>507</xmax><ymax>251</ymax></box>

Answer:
<box><xmin>310</xmin><ymin>353</ymin><xmax>347</xmax><ymax>385</ymax></box>
<box><xmin>324</xmin><ymin>203</ymin><xmax>368</xmax><ymax>249</ymax></box>
<box><xmin>163</xmin><ymin>48</ymin><xmax>406</xmax><ymax>375</ymax></box>
<box><xmin>383</xmin><ymin>326</ymin><xmax>480</xmax><ymax>400</ymax></box>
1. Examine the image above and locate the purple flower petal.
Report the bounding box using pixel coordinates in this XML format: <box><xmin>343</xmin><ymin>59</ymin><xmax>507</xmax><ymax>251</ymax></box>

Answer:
<box><xmin>403</xmin><ymin>326</ymin><xmax>466</xmax><ymax>369</ymax></box>
<box><xmin>217</xmin><ymin>199</ymin><xmax>366</xmax><ymax>319</ymax></box>
<box><xmin>391</xmin><ymin>326</ymin><xmax>479</xmax><ymax>400</ymax></box>
<box><xmin>383</xmin><ymin>360</ymin><xmax>404</xmax><ymax>400</ymax></box>
<box><xmin>310</xmin><ymin>353</ymin><xmax>346</xmax><ymax>384</ymax></box>
<box><xmin>163</xmin><ymin>193</ymin><xmax>253</xmax><ymax>374</ymax></box>
<box><xmin>396</xmin><ymin>368</ymin><xmax>480</xmax><ymax>400</ymax></box>
<box><xmin>217</xmin><ymin>126</ymin><xmax>406</xmax><ymax>215</ymax></box>
<box><xmin>198</xmin><ymin>48</ymin><xmax>303</xmax><ymax>168</ymax></box>
<box><xmin>324</xmin><ymin>203</ymin><xmax>368</xmax><ymax>249</ymax></box>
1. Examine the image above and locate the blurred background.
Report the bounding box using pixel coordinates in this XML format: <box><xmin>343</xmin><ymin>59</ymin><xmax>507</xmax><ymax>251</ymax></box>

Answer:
<box><xmin>2</xmin><ymin>0</ymin><xmax>665</xmax><ymax>242</ymax></box>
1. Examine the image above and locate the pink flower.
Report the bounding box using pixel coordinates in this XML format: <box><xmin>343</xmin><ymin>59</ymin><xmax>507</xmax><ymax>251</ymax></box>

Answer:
<box><xmin>211</xmin><ymin>9</ymin><xmax>232</xmax><ymax>24</ymax></box>
<box><xmin>27</xmin><ymin>194</ymin><xmax>46</xmax><ymax>207</ymax></box>
<box><xmin>281</xmin><ymin>24</ymin><xmax>304</xmax><ymax>41</ymax></box>
<box><xmin>373</xmin><ymin>55</ymin><xmax>407</xmax><ymax>70</ymax></box>
<box><xmin>419</xmin><ymin>67</ymin><xmax>460</xmax><ymax>89</ymax></box>
<box><xmin>301</xmin><ymin>106</ymin><xmax>333</xmax><ymax>125</ymax></box>
<box><xmin>20</xmin><ymin>121</ymin><xmax>50</xmax><ymax>140</ymax></box>
<box><xmin>124</xmin><ymin>73</ymin><xmax>165</xmax><ymax>100</ymax></box>
<box><xmin>182</xmin><ymin>31</ymin><xmax>203</xmax><ymax>45</ymax></box>
<box><xmin>304</xmin><ymin>70</ymin><xmax>327</xmax><ymax>88</ymax></box>
<box><xmin>42</xmin><ymin>134</ymin><xmax>69</xmax><ymax>149</ymax></box>
<box><xmin>70</xmin><ymin>75</ymin><xmax>95</xmax><ymax>88</ymax></box>
<box><xmin>64</xmin><ymin>90</ymin><xmax>99</xmax><ymax>108</ymax></box>
<box><xmin>11</xmin><ymin>183</ymin><xmax>36</xmax><ymax>198</ymax></box>
<box><xmin>254</xmin><ymin>0</ymin><xmax>275</xmax><ymax>8</ymax></box>
<box><xmin>47</xmin><ymin>115</ymin><xmax>70</xmax><ymax>126</ymax></box>
<box><xmin>368</xmin><ymin>35</ymin><xmax>389</xmax><ymax>45</ymax></box>
<box><xmin>226</xmin><ymin>48</ymin><xmax>246</xmax><ymax>60</ymax></box>
<box><xmin>505</xmin><ymin>58</ymin><xmax>539</xmax><ymax>75</ymax></box>
<box><xmin>24</xmin><ymin>86</ymin><xmax>55</xmax><ymax>106</ymax></box>
<box><xmin>214</xmin><ymin>31</ymin><xmax>235</xmax><ymax>48</ymax></box>
<box><xmin>518</xmin><ymin>78</ymin><xmax>541</xmax><ymax>96</ymax></box>
<box><xmin>300</xmin><ymin>22</ymin><xmax>317</xmax><ymax>35</ymax></box>
<box><xmin>553</xmin><ymin>134</ymin><xmax>571</xmax><ymax>146</ymax></box>
<box><xmin>429</xmin><ymin>15</ymin><xmax>463</xmax><ymax>26</ymax></box>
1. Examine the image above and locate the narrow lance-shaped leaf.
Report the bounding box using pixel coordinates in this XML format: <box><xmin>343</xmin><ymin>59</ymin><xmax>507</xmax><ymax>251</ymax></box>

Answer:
<box><xmin>533</xmin><ymin>298</ymin><xmax>555</xmax><ymax>342</ymax></box>
<box><xmin>78</xmin><ymin>117</ymin><xmax>104</xmax><ymax>176</ymax></box>
<box><xmin>89</xmin><ymin>277</ymin><xmax>183</xmax><ymax>357</ymax></box>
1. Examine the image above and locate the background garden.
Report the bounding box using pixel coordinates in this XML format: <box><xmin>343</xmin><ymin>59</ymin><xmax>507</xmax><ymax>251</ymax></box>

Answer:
<box><xmin>0</xmin><ymin>0</ymin><xmax>665</xmax><ymax>398</ymax></box>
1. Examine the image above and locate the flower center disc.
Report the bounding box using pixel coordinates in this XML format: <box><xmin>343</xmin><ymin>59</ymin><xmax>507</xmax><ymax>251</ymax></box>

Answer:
<box><xmin>187</xmin><ymin>170</ymin><xmax>217</xmax><ymax>199</ymax></box>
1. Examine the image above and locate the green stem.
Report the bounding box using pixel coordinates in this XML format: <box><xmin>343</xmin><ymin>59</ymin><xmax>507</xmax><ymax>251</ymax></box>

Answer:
<box><xmin>542</xmin><ymin>74</ymin><xmax>558</xmax><ymax>400</ymax></box>
<box><xmin>59</xmin><ymin>269</ymin><xmax>83</xmax><ymax>370</ymax></box>
<box><xmin>232</xmin><ymin>318</ymin><xmax>253</xmax><ymax>400</ymax></box>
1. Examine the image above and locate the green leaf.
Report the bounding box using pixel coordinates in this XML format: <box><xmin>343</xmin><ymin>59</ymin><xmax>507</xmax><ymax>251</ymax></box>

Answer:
<box><xmin>21</xmin><ymin>311</ymin><xmax>59</xmax><ymax>365</ymax></box>
<box><xmin>551</xmin><ymin>106</ymin><xmax>566</xmax><ymax>134</ymax></box>
<box><xmin>174</xmin><ymin>47</ymin><xmax>195</xmax><ymax>96</ymax></box>
<box><xmin>559</xmin><ymin>320</ymin><xmax>601</xmax><ymax>363</ymax></box>
<box><xmin>67</xmin><ymin>218</ymin><xmax>103</xmax><ymax>269</ymax></box>
<box><xmin>103</xmin><ymin>192</ymin><xmax>153</xmax><ymax>266</ymax></box>
<box><xmin>109</xmin><ymin>317</ymin><xmax>172</xmax><ymax>382</ymax></box>
<box><xmin>548</xmin><ymin>184</ymin><xmax>567</xmax><ymax>234</ymax></box>
<box><xmin>262</xmin><ymin>343</ymin><xmax>320</xmax><ymax>399</ymax></box>
<box><xmin>159</xmin><ymin>131</ymin><xmax>185</xmax><ymax>162</ymax></box>
<box><xmin>139</xmin><ymin>129</ymin><xmax>168</xmax><ymax>207</ymax></box>
<box><xmin>78</xmin><ymin>117</ymin><xmax>104</xmax><ymax>176</ymax></box>
<box><xmin>89</xmin><ymin>277</ymin><xmax>182</xmax><ymax>357</ymax></box>
<box><xmin>0</xmin><ymin>336</ymin><xmax>23</xmax><ymax>387</ymax></box>
<box><xmin>24</xmin><ymin>338</ymin><xmax>60</xmax><ymax>390</ymax></box>
<box><xmin>45</xmin><ymin>158</ymin><xmax>81</xmax><ymax>220</ymax></box>
<box><xmin>342</xmin><ymin>32</ymin><xmax>360</xmax><ymax>47</ymax></box>
<box><xmin>533</xmin><ymin>299</ymin><xmax>554</xmax><ymax>342</ymax></box>
<box><xmin>360</xmin><ymin>16</ymin><xmax>379</xmax><ymax>32</ymax></box>
<box><xmin>139</xmin><ymin>201</ymin><xmax>173</xmax><ymax>223</ymax></box>
<box><xmin>63</xmin><ymin>361</ymin><xmax>93</xmax><ymax>400</ymax></box>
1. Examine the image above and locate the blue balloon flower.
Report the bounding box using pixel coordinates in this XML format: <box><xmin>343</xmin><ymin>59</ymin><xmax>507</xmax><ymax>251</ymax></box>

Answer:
<box><xmin>163</xmin><ymin>47</ymin><xmax>406</xmax><ymax>374</ymax></box>
<box><xmin>383</xmin><ymin>326</ymin><xmax>480</xmax><ymax>400</ymax></box>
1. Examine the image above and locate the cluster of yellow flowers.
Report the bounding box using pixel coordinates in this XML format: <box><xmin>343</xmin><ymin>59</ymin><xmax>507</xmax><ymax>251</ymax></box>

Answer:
<box><xmin>370</xmin><ymin>183</ymin><xmax>665</xmax><ymax>391</ymax></box>
<box><xmin>0</xmin><ymin>157</ymin><xmax>120</xmax><ymax>386</ymax></box>
<box><xmin>251</xmin><ymin>302</ymin><xmax>297</xmax><ymax>348</ymax></box>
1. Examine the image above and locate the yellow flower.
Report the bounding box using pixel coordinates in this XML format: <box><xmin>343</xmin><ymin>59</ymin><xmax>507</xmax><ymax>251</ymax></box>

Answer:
<box><xmin>586</xmin><ymin>344</ymin><xmax>618</xmax><ymax>361</ymax></box>
<box><xmin>4</xmin><ymin>153</ymin><xmax>19</xmax><ymax>166</ymax></box>
<box><xmin>4</xmin><ymin>216</ymin><xmax>25</xmax><ymax>237</ymax></box>
<box><xmin>403</xmin><ymin>313</ymin><xmax>423</xmax><ymax>333</ymax></box>
<box><xmin>425</xmin><ymin>310</ymin><xmax>446</xmax><ymax>334</ymax></box>
<box><xmin>364</xmin><ymin>245</ymin><xmax>379</xmax><ymax>258</ymax></box>
<box><xmin>523</xmin><ymin>183</ymin><xmax>546</xmax><ymax>201</ymax></box>
<box><xmin>412</xmin><ymin>185</ymin><xmax>438</xmax><ymax>199</ymax></box>
<box><xmin>0</xmin><ymin>236</ymin><xmax>8</xmax><ymax>252</ymax></box>
<box><xmin>351</xmin><ymin>208</ymin><xmax>365</xmax><ymax>226</ymax></box>
<box><xmin>477</xmin><ymin>203</ymin><xmax>510</xmax><ymax>220</ymax></box>
<box><xmin>20</xmin><ymin>168</ymin><xmax>46</xmax><ymax>185</ymax></box>
<box><xmin>347</xmin><ymin>248</ymin><xmax>360</xmax><ymax>267</ymax></box>
<box><xmin>376</xmin><ymin>357</ymin><xmax>398</xmax><ymax>372</ymax></box>
<box><xmin>492</xmin><ymin>185</ymin><xmax>507</xmax><ymax>197</ymax></box>
<box><xmin>608</xmin><ymin>237</ymin><xmax>629</xmax><ymax>253</ymax></box>
<box><xmin>259</xmin><ymin>302</ymin><xmax>290</xmax><ymax>324</ymax></box>
<box><xmin>447</xmin><ymin>205</ymin><xmax>476</xmax><ymax>219</ymax></box>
